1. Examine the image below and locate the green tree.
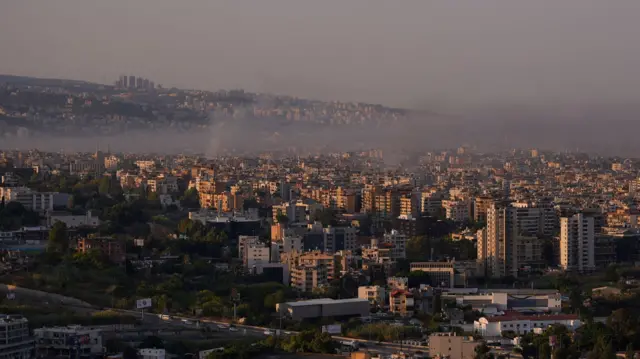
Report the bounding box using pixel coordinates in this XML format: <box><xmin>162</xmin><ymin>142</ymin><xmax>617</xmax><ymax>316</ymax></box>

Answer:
<box><xmin>181</xmin><ymin>188</ymin><xmax>200</xmax><ymax>209</ymax></box>
<box><xmin>605</xmin><ymin>265</ymin><xmax>620</xmax><ymax>282</ymax></box>
<box><xmin>99</xmin><ymin>176</ymin><xmax>111</xmax><ymax>196</ymax></box>
<box><xmin>538</xmin><ymin>343</ymin><xmax>551</xmax><ymax>359</ymax></box>
<box><xmin>123</xmin><ymin>346</ymin><xmax>139</xmax><ymax>359</ymax></box>
<box><xmin>474</xmin><ymin>342</ymin><xmax>493</xmax><ymax>359</ymax></box>
<box><xmin>48</xmin><ymin>221</ymin><xmax>69</xmax><ymax>253</ymax></box>
<box><xmin>275</xmin><ymin>213</ymin><xmax>289</xmax><ymax>226</ymax></box>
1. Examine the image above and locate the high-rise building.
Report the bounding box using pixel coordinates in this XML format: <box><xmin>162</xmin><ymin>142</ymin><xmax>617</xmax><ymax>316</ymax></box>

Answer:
<box><xmin>120</xmin><ymin>75</ymin><xmax>128</xmax><ymax>88</ymax></box>
<box><xmin>478</xmin><ymin>200</ymin><xmax>558</xmax><ymax>278</ymax></box>
<box><xmin>560</xmin><ymin>213</ymin><xmax>595</xmax><ymax>273</ymax></box>
<box><xmin>128</xmin><ymin>76</ymin><xmax>136</xmax><ymax>89</ymax></box>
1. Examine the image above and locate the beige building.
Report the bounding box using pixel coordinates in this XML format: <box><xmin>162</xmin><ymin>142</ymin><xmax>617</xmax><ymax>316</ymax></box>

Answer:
<box><xmin>389</xmin><ymin>289</ymin><xmax>414</xmax><ymax>317</ymax></box>
<box><xmin>560</xmin><ymin>213</ymin><xmax>595</xmax><ymax>273</ymax></box>
<box><xmin>429</xmin><ymin>333</ymin><xmax>480</xmax><ymax>359</ymax></box>
<box><xmin>358</xmin><ymin>285</ymin><xmax>386</xmax><ymax>306</ymax></box>
<box><xmin>291</xmin><ymin>265</ymin><xmax>328</xmax><ymax>292</ymax></box>
<box><xmin>410</xmin><ymin>261</ymin><xmax>456</xmax><ymax>288</ymax></box>
<box><xmin>479</xmin><ymin>200</ymin><xmax>556</xmax><ymax>278</ymax></box>
<box><xmin>474</xmin><ymin>196</ymin><xmax>493</xmax><ymax>223</ymax></box>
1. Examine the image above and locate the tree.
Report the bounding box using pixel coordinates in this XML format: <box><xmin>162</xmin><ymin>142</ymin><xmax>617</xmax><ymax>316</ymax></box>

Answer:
<box><xmin>99</xmin><ymin>176</ymin><xmax>111</xmax><ymax>196</ymax></box>
<box><xmin>123</xmin><ymin>346</ymin><xmax>139</xmax><ymax>359</ymax></box>
<box><xmin>180</xmin><ymin>188</ymin><xmax>200</xmax><ymax>209</ymax></box>
<box><xmin>538</xmin><ymin>343</ymin><xmax>551</xmax><ymax>359</ymax></box>
<box><xmin>605</xmin><ymin>265</ymin><xmax>620</xmax><ymax>282</ymax></box>
<box><xmin>474</xmin><ymin>343</ymin><xmax>493</xmax><ymax>359</ymax></box>
<box><xmin>626</xmin><ymin>343</ymin><xmax>635</xmax><ymax>359</ymax></box>
<box><xmin>48</xmin><ymin>221</ymin><xmax>69</xmax><ymax>253</ymax></box>
<box><xmin>138</xmin><ymin>336</ymin><xmax>164</xmax><ymax>349</ymax></box>
<box><xmin>275</xmin><ymin>213</ymin><xmax>289</xmax><ymax>226</ymax></box>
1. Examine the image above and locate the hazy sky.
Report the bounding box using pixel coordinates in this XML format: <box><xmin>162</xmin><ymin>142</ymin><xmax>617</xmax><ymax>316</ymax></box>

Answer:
<box><xmin>2</xmin><ymin>0</ymin><xmax>640</xmax><ymax>108</ymax></box>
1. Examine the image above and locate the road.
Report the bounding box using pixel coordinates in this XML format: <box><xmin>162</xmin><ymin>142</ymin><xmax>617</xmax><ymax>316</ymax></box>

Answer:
<box><xmin>2</xmin><ymin>284</ymin><xmax>428</xmax><ymax>356</ymax></box>
<box><xmin>115</xmin><ymin>309</ymin><xmax>428</xmax><ymax>356</ymax></box>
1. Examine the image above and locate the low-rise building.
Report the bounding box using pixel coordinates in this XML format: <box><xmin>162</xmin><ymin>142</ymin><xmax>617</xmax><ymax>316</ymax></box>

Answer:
<box><xmin>139</xmin><ymin>348</ymin><xmax>166</xmax><ymax>359</ymax></box>
<box><xmin>76</xmin><ymin>237</ymin><xmax>126</xmax><ymax>263</ymax></box>
<box><xmin>276</xmin><ymin>298</ymin><xmax>369</xmax><ymax>320</ymax></box>
<box><xmin>429</xmin><ymin>333</ymin><xmax>480</xmax><ymax>359</ymax></box>
<box><xmin>34</xmin><ymin>325</ymin><xmax>103</xmax><ymax>358</ymax></box>
<box><xmin>48</xmin><ymin>210</ymin><xmax>100</xmax><ymax>228</ymax></box>
<box><xmin>358</xmin><ymin>286</ymin><xmax>386</xmax><ymax>306</ymax></box>
<box><xmin>410</xmin><ymin>261</ymin><xmax>457</xmax><ymax>288</ymax></box>
<box><xmin>474</xmin><ymin>312</ymin><xmax>581</xmax><ymax>337</ymax></box>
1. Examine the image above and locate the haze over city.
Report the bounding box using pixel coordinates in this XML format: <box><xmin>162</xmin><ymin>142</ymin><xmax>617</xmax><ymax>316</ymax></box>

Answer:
<box><xmin>2</xmin><ymin>0</ymin><xmax>640</xmax><ymax>109</ymax></box>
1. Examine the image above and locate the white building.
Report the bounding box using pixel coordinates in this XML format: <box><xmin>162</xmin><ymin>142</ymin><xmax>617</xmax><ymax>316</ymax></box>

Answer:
<box><xmin>0</xmin><ymin>187</ymin><xmax>56</xmax><ymax>211</ymax></box>
<box><xmin>48</xmin><ymin>210</ymin><xmax>100</xmax><ymax>228</ymax></box>
<box><xmin>242</xmin><ymin>239</ymin><xmax>270</xmax><ymax>269</ymax></box>
<box><xmin>0</xmin><ymin>314</ymin><xmax>34</xmax><ymax>359</ymax></box>
<box><xmin>34</xmin><ymin>325</ymin><xmax>103</xmax><ymax>358</ymax></box>
<box><xmin>139</xmin><ymin>348</ymin><xmax>166</xmax><ymax>359</ymax></box>
<box><xmin>238</xmin><ymin>235</ymin><xmax>261</xmax><ymax>259</ymax></box>
<box><xmin>560</xmin><ymin>213</ymin><xmax>595</xmax><ymax>273</ymax></box>
<box><xmin>447</xmin><ymin>291</ymin><xmax>561</xmax><ymax>314</ymax></box>
<box><xmin>474</xmin><ymin>313</ymin><xmax>581</xmax><ymax>337</ymax></box>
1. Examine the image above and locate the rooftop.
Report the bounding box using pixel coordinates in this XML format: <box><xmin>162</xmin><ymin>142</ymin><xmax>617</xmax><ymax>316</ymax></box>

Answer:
<box><xmin>482</xmin><ymin>311</ymin><xmax>579</xmax><ymax>323</ymax></box>
<box><xmin>282</xmin><ymin>298</ymin><xmax>369</xmax><ymax>307</ymax></box>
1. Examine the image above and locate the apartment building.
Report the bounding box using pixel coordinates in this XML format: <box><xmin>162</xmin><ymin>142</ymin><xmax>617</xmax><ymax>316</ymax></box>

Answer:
<box><xmin>442</xmin><ymin>200</ymin><xmax>471</xmax><ymax>223</ymax></box>
<box><xmin>291</xmin><ymin>265</ymin><xmax>328</xmax><ymax>292</ymax></box>
<box><xmin>0</xmin><ymin>314</ymin><xmax>34</xmax><ymax>359</ymax></box>
<box><xmin>0</xmin><ymin>187</ymin><xmax>56</xmax><ymax>211</ymax></box>
<box><xmin>324</xmin><ymin>226</ymin><xmax>358</xmax><ymax>253</ymax></box>
<box><xmin>272</xmin><ymin>201</ymin><xmax>307</xmax><ymax>224</ymax></box>
<box><xmin>387</xmin><ymin>276</ymin><xmax>409</xmax><ymax>290</ymax></box>
<box><xmin>389</xmin><ymin>289</ymin><xmax>414</xmax><ymax>317</ymax></box>
<box><xmin>238</xmin><ymin>235</ymin><xmax>261</xmax><ymax>259</ymax></box>
<box><xmin>243</xmin><ymin>242</ymin><xmax>270</xmax><ymax>269</ymax></box>
<box><xmin>34</xmin><ymin>325</ymin><xmax>103</xmax><ymax>359</ymax></box>
<box><xmin>474</xmin><ymin>196</ymin><xmax>493</xmax><ymax>223</ymax></box>
<box><xmin>383</xmin><ymin>230</ymin><xmax>407</xmax><ymax>259</ymax></box>
<box><xmin>479</xmin><ymin>200</ymin><xmax>558</xmax><ymax>278</ymax></box>
<box><xmin>76</xmin><ymin>237</ymin><xmax>126</xmax><ymax>263</ymax></box>
<box><xmin>357</xmin><ymin>285</ymin><xmax>386</xmax><ymax>306</ymax></box>
<box><xmin>560</xmin><ymin>213</ymin><xmax>595</xmax><ymax>273</ymax></box>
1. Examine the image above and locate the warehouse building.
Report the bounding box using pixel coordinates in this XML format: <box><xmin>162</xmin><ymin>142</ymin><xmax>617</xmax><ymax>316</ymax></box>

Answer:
<box><xmin>276</xmin><ymin>298</ymin><xmax>369</xmax><ymax>320</ymax></box>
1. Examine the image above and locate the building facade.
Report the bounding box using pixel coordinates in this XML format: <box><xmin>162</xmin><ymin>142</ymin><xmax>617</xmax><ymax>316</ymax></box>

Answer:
<box><xmin>560</xmin><ymin>213</ymin><xmax>595</xmax><ymax>273</ymax></box>
<box><xmin>0</xmin><ymin>315</ymin><xmax>34</xmax><ymax>359</ymax></box>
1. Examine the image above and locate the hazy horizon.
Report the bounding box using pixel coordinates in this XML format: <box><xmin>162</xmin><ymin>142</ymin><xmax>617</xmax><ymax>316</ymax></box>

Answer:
<box><xmin>3</xmin><ymin>1</ymin><xmax>640</xmax><ymax>110</ymax></box>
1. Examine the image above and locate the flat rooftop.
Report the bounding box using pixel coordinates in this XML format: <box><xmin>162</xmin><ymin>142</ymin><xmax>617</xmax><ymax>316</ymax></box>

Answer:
<box><xmin>283</xmin><ymin>298</ymin><xmax>369</xmax><ymax>307</ymax></box>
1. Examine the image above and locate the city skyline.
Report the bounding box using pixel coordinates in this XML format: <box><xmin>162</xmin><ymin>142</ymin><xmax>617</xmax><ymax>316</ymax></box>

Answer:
<box><xmin>3</xmin><ymin>1</ymin><xmax>640</xmax><ymax>109</ymax></box>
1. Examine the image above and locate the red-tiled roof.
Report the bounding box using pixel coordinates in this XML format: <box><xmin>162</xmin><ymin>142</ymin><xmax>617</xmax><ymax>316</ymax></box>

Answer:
<box><xmin>390</xmin><ymin>289</ymin><xmax>413</xmax><ymax>298</ymax></box>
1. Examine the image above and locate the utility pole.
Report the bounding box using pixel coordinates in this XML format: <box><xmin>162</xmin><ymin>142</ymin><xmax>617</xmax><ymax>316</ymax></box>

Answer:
<box><xmin>231</xmin><ymin>288</ymin><xmax>240</xmax><ymax>323</ymax></box>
